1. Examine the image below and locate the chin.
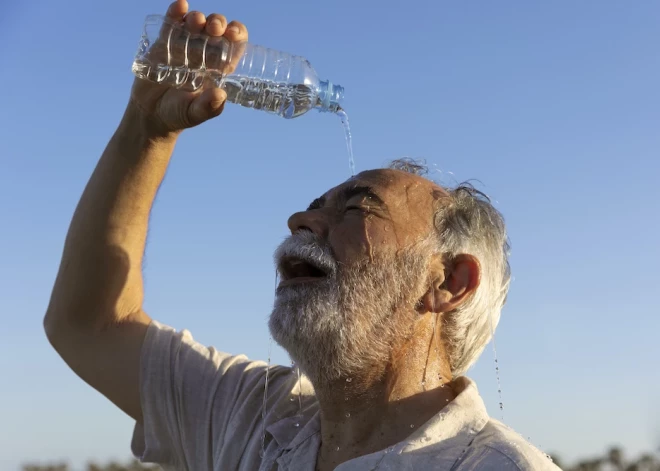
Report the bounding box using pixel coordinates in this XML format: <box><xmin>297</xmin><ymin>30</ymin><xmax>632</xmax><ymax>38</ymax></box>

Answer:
<box><xmin>268</xmin><ymin>242</ymin><xmax>432</xmax><ymax>388</ymax></box>
<box><xmin>268</xmin><ymin>301</ymin><xmax>391</xmax><ymax>388</ymax></box>
<box><xmin>268</xmin><ymin>291</ymin><xmax>352</xmax><ymax>386</ymax></box>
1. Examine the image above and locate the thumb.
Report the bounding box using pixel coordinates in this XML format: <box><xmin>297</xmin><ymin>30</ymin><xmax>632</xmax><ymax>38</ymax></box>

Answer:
<box><xmin>186</xmin><ymin>88</ymin><xmax>227</xmax><ymax>127</ymax></box>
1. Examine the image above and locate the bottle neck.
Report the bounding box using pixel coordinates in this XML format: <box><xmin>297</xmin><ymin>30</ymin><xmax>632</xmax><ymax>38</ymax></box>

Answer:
<box><xmin>316</xmin><ymin>80</ymin><xmax>344</xmax><ymax>113</ymax></box>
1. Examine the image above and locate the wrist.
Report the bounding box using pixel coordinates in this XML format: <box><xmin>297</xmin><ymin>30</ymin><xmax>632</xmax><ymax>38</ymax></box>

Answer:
<box><xmin>121</xmin><ymin>100</ymin><xmax>182</xmax><ymax>145</ymax></box>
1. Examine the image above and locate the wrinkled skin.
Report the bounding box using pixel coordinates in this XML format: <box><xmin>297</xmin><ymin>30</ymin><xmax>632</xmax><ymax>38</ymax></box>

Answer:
<box><xmin>269</xmin><ymin>170</ymin><xmax>481</xmax><ymax>471</ymax></box>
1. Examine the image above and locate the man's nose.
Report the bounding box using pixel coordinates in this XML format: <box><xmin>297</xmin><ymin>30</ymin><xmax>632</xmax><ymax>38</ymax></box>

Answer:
<box><xmin>287</xmin><ymin>210</ymin><xmax>329</xmax><ymax>239</ymax></box>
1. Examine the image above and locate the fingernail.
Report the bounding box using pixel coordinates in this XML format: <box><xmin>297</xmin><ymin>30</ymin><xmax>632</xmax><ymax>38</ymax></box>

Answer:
<box><xmin>227</xmin><ymin>26</ymin><xmax>240</xmax><ymax>35</ymax></box>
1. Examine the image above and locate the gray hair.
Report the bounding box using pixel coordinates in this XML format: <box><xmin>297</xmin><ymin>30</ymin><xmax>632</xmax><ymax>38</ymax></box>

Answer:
<box><xmin>389</xmin><ymin>159</ymin><xmax>511</xmax><ymax>376</ymax></box>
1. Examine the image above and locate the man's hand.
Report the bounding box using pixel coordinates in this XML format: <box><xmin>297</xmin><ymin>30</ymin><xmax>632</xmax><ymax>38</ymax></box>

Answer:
<box><xmin>130</xmin><ymin>0</ymin><xmax>249</xmax><ymax>135</ymax></box>
<box><xmin>45</xmin><ymin>1</ymin><xmax>247</xmax><ymax>424</ymax></box>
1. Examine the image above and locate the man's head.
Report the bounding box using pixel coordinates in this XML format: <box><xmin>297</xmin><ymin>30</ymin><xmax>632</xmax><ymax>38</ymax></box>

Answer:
<box><xmin>269</xmin><ymin>160</ymin><xmax>510</xmax><ymax>387</ymax></box>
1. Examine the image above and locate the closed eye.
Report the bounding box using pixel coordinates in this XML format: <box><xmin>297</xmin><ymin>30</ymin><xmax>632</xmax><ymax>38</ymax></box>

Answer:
<box><xmin>346</xmin><ymin>205</ymin><xmax>367</xmax><ymax>213</ymax></box>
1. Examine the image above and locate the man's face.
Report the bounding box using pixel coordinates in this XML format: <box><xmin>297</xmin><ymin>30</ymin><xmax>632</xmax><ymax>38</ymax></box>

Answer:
<box><xmin>269</xmin><ymin>169</ymin><xmax>448</xmax><ymax>385</ymax></box>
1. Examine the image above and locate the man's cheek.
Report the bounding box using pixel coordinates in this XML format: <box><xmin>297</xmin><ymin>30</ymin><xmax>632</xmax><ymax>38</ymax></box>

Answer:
<box><xmin>329</xmin><ymin>225</ymin><xmax>371</xmax><ymax>264</ymax></box>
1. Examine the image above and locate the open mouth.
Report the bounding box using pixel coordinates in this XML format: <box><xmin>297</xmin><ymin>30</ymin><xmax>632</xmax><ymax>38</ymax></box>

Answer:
<box><xmin>278</xmin><ymin>256</ymin><xmax>329</xmax><ymax>285</ymax></box>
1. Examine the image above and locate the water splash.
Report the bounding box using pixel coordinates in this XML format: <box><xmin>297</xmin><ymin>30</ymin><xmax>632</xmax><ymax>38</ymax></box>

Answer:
<box><xmin>490</xmin><ymin>315</ymin><xmax>504</xmax><ymax>420</ymax></box>
<box><xmin>422</xmin><ymin>283</ymin><xmax>439</xmax><ymax>389</ymax></box>
<box><xmin>261</xmin><ymin>336</ymin><xmax>273</xmax><ymax>457</ymax></box>
<box><xmin>260</xmin><ymin>271</ymin><xmax>279</xmax><ymax>457</ymax></box>
<box><xmin>296</xmin><ymin>365</ymin><xmax>303</xmax><ymax>418</ymax></box>
<box><xmin>336</xmin><ymin>108</ymin><xmax>355</xmax><ymax>176</ymax></box>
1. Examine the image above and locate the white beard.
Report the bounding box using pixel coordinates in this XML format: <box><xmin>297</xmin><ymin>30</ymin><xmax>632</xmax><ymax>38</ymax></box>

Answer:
<box><xmin>269</xmin><ymin>231</ymin><xmax>432</xmax><ymax>388</ymax></box>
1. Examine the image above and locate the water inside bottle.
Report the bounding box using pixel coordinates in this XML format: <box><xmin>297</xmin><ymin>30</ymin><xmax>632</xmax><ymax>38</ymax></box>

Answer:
<box><xmin>336</xmin><ymin>108</ymin><xmax>355</xmax><ymax>176</ymax></box>
<box><xmin>222</xmin><ymin>77</ymin><xmax>318</xmax><ymax>119</ymax></box>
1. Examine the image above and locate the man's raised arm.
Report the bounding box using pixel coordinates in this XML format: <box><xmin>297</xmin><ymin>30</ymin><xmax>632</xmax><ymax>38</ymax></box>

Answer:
<box><xmin>43</xmin><ymin>0</ymin><xmax>248</xmax><ymax>423</ymax></box>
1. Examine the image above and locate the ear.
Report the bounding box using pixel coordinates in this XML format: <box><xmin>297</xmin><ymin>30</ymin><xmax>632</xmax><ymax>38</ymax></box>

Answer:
<box><xmin>417</xmin><ymin>254</ymin><xmax>481</xmax><ymax>314</ymax></box>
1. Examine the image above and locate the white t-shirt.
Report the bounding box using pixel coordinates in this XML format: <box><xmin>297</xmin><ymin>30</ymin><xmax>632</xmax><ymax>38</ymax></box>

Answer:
<box><xmin>132</xmin><ymin>321</ymin><xmax>561</xmax><ymax>470</ymax></box>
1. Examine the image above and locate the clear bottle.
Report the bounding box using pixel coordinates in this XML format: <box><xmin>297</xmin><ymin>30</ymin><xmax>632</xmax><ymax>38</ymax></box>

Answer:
<box><xmin>132</xmin><ymin>14</ymin><xmax>344</xmax><ymax>119</ymax></box>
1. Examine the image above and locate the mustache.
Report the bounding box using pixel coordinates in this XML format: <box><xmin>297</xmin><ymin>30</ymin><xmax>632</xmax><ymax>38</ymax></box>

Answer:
<box><xmin>274</xmin><ymin>231</ymin><xmax>338</xmax><ymax>277</ymax></box>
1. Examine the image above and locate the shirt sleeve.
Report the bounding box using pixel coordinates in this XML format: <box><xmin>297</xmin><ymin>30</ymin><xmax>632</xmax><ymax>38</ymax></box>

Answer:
<box><xmin>130</xmin><ymin>320</ymin><xmax>292</xmax><ymax>470</ymax></box>
<box><xmin>458</xmin><ymin>445</ymin><xmax>562</xmax><ymax>471</ymax></box>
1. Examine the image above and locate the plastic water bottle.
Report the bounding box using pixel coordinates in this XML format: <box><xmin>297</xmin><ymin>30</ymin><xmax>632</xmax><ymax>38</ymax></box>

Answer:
<box><xmin>132</xmin><ymin>14</ymin><xmax>344</xmax><ymax>119</ymax></box>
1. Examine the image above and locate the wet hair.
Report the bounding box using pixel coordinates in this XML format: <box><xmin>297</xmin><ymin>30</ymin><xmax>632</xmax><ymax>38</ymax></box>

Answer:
<box><xmin>388</xmin><ymin>158</ymin><xmax>512</xmax><ymax>376</ymax></box>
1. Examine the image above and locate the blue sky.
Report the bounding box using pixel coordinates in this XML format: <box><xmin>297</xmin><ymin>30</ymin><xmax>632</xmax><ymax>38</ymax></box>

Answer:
<box><xmin>1</xmin><ymin>0</ymin><xmax>659</xmax><ymax>469</ymax></box>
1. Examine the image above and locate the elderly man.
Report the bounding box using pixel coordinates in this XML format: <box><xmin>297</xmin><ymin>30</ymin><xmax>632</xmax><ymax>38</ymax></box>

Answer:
<box><xmin>44</xmin><ymin>1</ymin><xmax>560</xmax><ymax>470</ymax></box>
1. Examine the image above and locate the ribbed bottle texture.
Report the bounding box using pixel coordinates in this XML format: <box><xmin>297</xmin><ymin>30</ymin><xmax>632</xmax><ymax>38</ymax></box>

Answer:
<box><xmin>132</xmin><ymin>15</ymin><xmax>343</xmax><ymax>119</ymax></box>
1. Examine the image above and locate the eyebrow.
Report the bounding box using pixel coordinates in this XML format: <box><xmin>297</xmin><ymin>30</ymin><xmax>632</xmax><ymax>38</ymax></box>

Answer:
<box><xmin>307</xmin><ymin>185</ymin><xmax>385</xmax><ymax>212</ymax></box>
<box><xmin>340</xmin><ymin>185</ymin><xmax>385</xmax><ymax>207</ymax></box>
<box><xmin>307</xmin><ymin>196</ymin><xmax>326</xmax><ymax>211</ymax></box>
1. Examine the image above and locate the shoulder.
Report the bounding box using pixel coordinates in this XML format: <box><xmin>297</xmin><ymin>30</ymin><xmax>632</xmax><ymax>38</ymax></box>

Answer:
<box><xmin>456</xmin><ymin>420</ymin><xmax>561</xmax><ymax>471</ymax></box>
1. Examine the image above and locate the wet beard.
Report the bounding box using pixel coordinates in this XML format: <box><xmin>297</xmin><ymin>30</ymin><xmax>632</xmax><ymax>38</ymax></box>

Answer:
<box><xmin>269</xmin><ymin>239</ymin><xmax>432</xmax><ymax>390</ymax></box>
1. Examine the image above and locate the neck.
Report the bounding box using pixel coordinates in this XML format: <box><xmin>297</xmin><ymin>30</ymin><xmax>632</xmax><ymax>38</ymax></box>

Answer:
<box><xmin>312</xmin><ymin>313</ymin><xmax>455</xmax><ymax>471</ymax></box>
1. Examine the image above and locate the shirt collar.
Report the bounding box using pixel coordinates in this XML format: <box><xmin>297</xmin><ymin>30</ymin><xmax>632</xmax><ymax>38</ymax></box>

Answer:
<box><xmin>336</xmin><ymin>377</ymin><xmax>490</xmax><ymax>470</ymax></box>
<box><xmin>267</xmin><ymin>377</ymin><xmax>490</xmax><ymax>470</ymax></box>
<box><xmin>267</xmin><ymin>408</ymin><xmax>321</xmax><ymax>452</ymax></box>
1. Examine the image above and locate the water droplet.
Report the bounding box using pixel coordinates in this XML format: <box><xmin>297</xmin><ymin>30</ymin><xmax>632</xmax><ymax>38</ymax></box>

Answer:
<box><xmin>335</xmin><ymin>446</ymin><xmax>340</xmax><ymax>452</ymax></box>
<box><xmin>155</xmin><ymin>64</ymin><xmax>171</xmax><ymax>82</ymax></box>
<box><xmin>346</xmin><ymin>378</ymin><xmax>353</xmax><ymax>383</ymax></box>
<box><xmin>410</xmin><ymin>424</ymin><xmax>415</xmax><ymax>428</ymax></box>
<box><xmin>345</xmin><ymin>412</ymin><xmax>351</xmax><ymax>418</ymax></box>
<box><xmin>261</xmin><ymin>336</ymin><xmax>274</xmax><ymax>458</ymax></box>
<box><xmin>294</xmin><ymin>422</ymin><xmax>300</xmax><ymax>428</ymax></box>
<box><xmin>296</xmin><ymin>366</ymin><xmax>303</xmax><ymax>418</ymax></box>
<box><xmin>190</xmin><ymin>70</ymin><xmax>205</xmax><ymax>90</ymax></box>
<box><xmin>171</xmin><ymin>66</ymin><xmax>188</xmax><ymax>86</ymax></box>
<box><xmin>421</xmin><ymin>381</ymin><xmax>426</xmax><ymax>387</ymax></box>
<box><xmin>289</xmin><ymin>397</ymin><xmax>295</xmax><ymax>402</ymax></box>
<box><xmin>386</xmin><ymin>446</ymin><xmax>395</xmax><ymax>453</ymax></box>
<box><xmin>490</xmin><ymin>318</ymin><xmax>504</xmax><ymax>421</ymax></box>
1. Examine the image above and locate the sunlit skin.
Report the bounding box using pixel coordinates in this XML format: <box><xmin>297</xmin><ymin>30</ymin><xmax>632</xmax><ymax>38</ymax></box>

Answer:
<box><xmin>43</xmin><ymin>1</ymin><xmax>482</xmax><ymax>470</ymax></box>
<box><xmin>286</xmin><ymin>170</ymin><xmax>481</xmax><ymax>471</ymax></box>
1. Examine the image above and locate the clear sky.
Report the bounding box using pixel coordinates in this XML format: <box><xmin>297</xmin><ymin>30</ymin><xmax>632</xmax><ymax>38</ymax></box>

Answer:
<box><xmin>1</xmin><ymin>0</ymin><xmax>659</xmax><ymax>469</ymax></box>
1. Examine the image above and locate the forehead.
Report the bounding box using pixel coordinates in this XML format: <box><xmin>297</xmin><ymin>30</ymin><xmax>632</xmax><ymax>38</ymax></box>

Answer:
<box><xmin>326</xmin><ymin>169</ymin><xmax>448</xmax><ymax>202</ymax></box>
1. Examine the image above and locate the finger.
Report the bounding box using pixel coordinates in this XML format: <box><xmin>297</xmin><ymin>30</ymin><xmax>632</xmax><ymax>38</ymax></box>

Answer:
<box><xmin>166</xmin><ymin>0</ymin><xmax>188</xmax><ymax>21</ymax></box>
<box><xmin>184</xmin><ymin>10</ymin><xmax>206</xmax><ymax>34</ymax></box>
<box><xmin>224</xmin><ymin>20</ymin><xmax>248</xmax><ymax>43</ymax></box>
<box><xmin>205</xmin><ymin>13</ymin><xmax>228</xmax><ymax>37</ymax></box>
<box><xmin>187</xmin><ymin>87</ymin><xmax>227</xmax><ymax>126</ymax></box>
